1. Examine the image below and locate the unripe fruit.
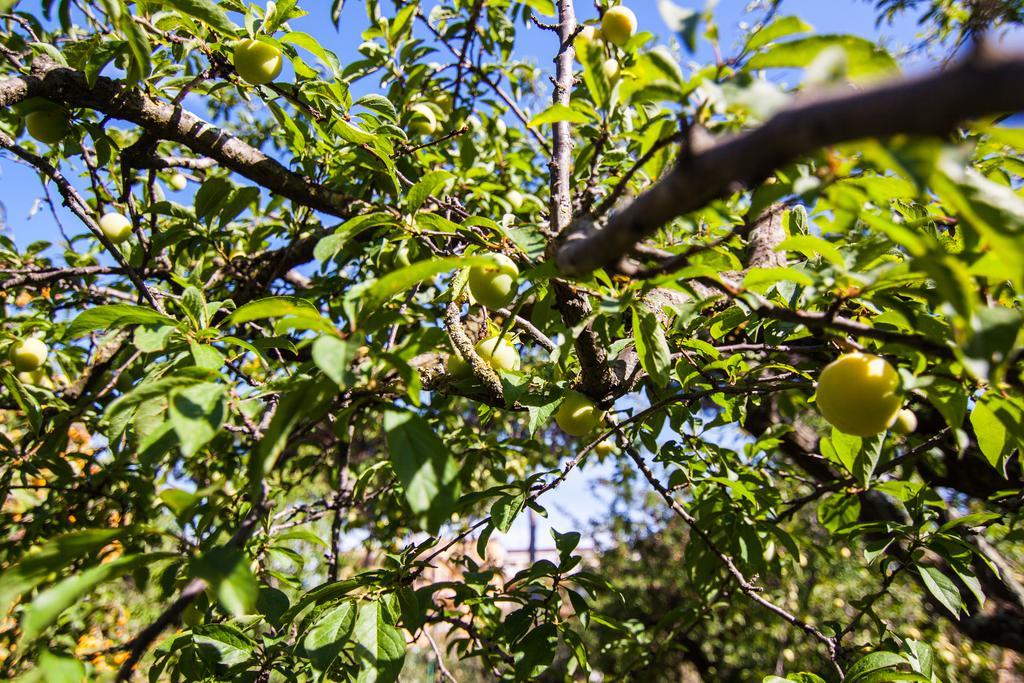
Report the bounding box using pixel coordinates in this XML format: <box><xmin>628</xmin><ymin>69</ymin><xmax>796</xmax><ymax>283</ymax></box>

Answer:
<box><xmin>99</xmin><ymin>212</ymin><xmax>133</xmax><ymax>244</ymax></box>
<box><xmin>594</xmin><ymin>440</ymin><xmax>618</xmax><ymax>457</ymax></box>
<box><xmin>9</xmin><ymin>338</ymin><xmax>48</xmax><ymax>373</ymax></box>
<box><xmin>474</xmin><ymin>335</ymin><xmax>520</xmax><ymax>372</ymax></box>
<box><xmin>432</xmin><ymin>92</ymin><xmax>454</xmax><ymax>116</ymax></box>
<box><xmin>601</xmin><ymin>5</ymin><xmax>637</xmax><ymax>47</ymax></box>
<box><xmin>892</xmin><ymin>408</ymin><xmax>918</xmax><ymax>435</ymax></box>
<box><xmin>409</xmin><ymin>103</ymin><xmax>438</xmax><ymax>136</ymax></box>
<box><xmin>25</xmin><ymin>108</ymin><xmax>70</xmax><ymax>145</ymax></box>
<box><xmin>233</xmin><ymin>39</ymin><xmax>284</xmax><ymax>85</ymax></box>
<box><xmin>168</xmin><ymin>173</ymin><xmax>188</xmax><ymax>191</ymax></box>
<box><xmin>467</xmin><ymin>254</ymin><xmax>519</xmax><ymax>309</ymax></box>
<box><xmin>506</xmin><ymin>189</ymin><xmax>524</xmax><ymax>211</ymax></box>
<box><xmin>815</xmin><ymin>352</ymin><xmax>902</xmax><ymax>436</ymax></box>
<box><xmin>574</xmin><ymin>25</ymin><xmax>602</xmax><ymax>59</ymax></box>
<box><xmin>602</xmin><ymin>58</ymin><xmax>621</xmax><ymax>81</ymax></box>
<box><xmin>182</xmin><ymin>602</ymin><xmax>203</xmax><ymax>628</ymax></box>
<box><xmin>554</xmin><ymin>390</ymin><xmax>605</xmax><ymax>436</ymax></box>
<box><xmin>18</xmin><ymin>370</ymin><xmax>54</xmax><ymax>390</ymax></box>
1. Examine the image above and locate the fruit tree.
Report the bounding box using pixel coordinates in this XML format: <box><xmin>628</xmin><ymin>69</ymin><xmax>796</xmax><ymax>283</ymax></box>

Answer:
<box><xmin>1</xmin><ymin>0</ymin><xmax>1023</xmax><ymax>681</ymax></box>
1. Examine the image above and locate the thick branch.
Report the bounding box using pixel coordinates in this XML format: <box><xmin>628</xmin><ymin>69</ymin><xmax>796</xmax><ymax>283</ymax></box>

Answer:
<box><xmin>444</xmin><ymin>300</ymin><xmax>504</xmax><ymax>402</ymax></box>
<box><xmin>555</xmin><ymin>46</ymin><xmax>1024</xmax><ymax>275</ymax></box>
<box><xmin>0</xmin><ymin>58</ymin><xmax>355</xmax><ymax>218</ymax></box>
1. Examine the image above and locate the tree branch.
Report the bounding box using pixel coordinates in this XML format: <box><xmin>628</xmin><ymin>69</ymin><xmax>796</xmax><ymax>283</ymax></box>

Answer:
<box><xmin>555</xmin><ymin>46</ymin><xmax>1024</xmax><ymax>275</ymax></box>
<box><xmin>444</xmin><ymin>299</ymin><xmax>504</xmax><ymax>402</ymax></box>
<box><xmin>0</xmin><ymin>132</ymin><xmax>162</xmax><ymax>310</ymax></box>
<box><xmin>116</xmin><ymin>492</ymin><xmax>270</xmax><ymax>679</ymax></box>
<box><xmin>0</xmin><ymin>57</ymin><xmax>356</xmax><ymax>218</ymax></box>
<box><xmin>619</xmin><ymin>440</ymin><xmax>843</xmax><ymax>677</ymax></box>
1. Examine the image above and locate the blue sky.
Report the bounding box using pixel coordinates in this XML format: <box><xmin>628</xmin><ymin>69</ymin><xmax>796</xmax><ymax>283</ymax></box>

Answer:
<box><xmin>2</xmin><ymin>1</ymin><xmax>1021</xmax><ymax>550</ymax></box>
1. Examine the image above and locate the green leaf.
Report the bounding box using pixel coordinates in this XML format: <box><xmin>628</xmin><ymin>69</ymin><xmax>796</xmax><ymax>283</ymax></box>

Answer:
<box><xmin>66</xmin><ymin>304</ymin><xmax>176</xmax><ymax>338</ymax></box>
<box><xmin>817</xmin><ymin>493</ymin><xmax>860</xmax><ymax>534</ymax></box>
<box><xmin>190</xmin><ymin>342</ymin><xmax>225</xmax><ymax>371</ymax></box>
<box><xmin>577</xmin><ymin>27</ymin><xmax>610</xmax><ymax>107</ymax></box>
<box><xmin>632</xmin><ymin>306</ymin><xmax>671</xmax><ymax>388</ymax></box>
<box><xmin>227</xmin><ymin>296</ymin><xmax>321</xmax><ymax>325</ymax></box>
<box><xmin>845</xmin><ymin>651</ymin><xmax>909</xmax><ymax>682</ymax></box>
<box><xmin>935</xmin><ymin>158</ymin><xmax>1024</xmax><ymax>290</ymax></box>
<box><xmin>526</xmin><ymin>393</ymin><xmax>562</xmax><ymax>437</ymax></box>
<box><xmin>303</xmin><ymin>601</ymin><xmax>356</xmax><ymax>671</ymax></box>
<box><xmin>21</xmin><ymin>553</ymin><xmax>172</xmax><ymax>644</ymax></box>
<box><xmin>314</xmin><ymin>212</ymin><xmax>396</xmax><ymax>263</ymax></box>
<box><xmin>192</xmin><ymin>623</ymin><xmax>255</xmax><ymax>670</ymax></box>
<box><xmin>168</xmin><ymin>382</ymin><xmax>226</xmax><ymax>457</ymax></box>
<box><xmin>747</xmin><ymin>35</ymin><xmax>897</xmax><ymax>78</ymax></box>
<box><xmin>312</xmin><ymin>335</ymin><xmax>356</xmax><ymax>387</ymax></box>
<box><xmin>160</xmin><ymin>488</ymin><xmax>198</xmax><ymax>518</ymax></box>
<box><xmin>250</xmin><ymin>377</ymin><xmax>337</xmax><ymax>489</ymax></box>
<box><xmin>518</xmin><ymin>0</ymin><xmax>555</xmax><ymax>17</ymax></box>
<box><xmin>106</xmin><ymin>374</ymin><xmax>204</xmax><ymax>423</ymax></box>
<box><xmin>383</xmin><ymin>409</ymin><xmax>460</xmax><ymax>534</ymax></box>
<box><xmin>355</xmin><ymin>94</ymin><xmax>398</xmax><ymax>122</ymax></box>
<box><xmin>491</xmin><ymin>493</ymin><xmax>526</xmax><ymax>533</ymax></box>
<box><xmin>257</xmin><ymin>586</ymin><xmax>290</xmax><ymax>627</ymax></box>
<box><xmin>195</xmin><ymin>177</ymin><xmax>234</xmax><ymax>221</ymax></box>
<box><xmin>823</xmin><ymin>430</ymin><xmax>883</xmax><ymax>486</ymax></box>
<box><xmin>922</xmin><ymin>378</ymin><xmax>968</xmax><ymax>430</ymax></box>
<box><xmin>938</xmin><ymin>512</ymin><xmax>1002</xmax><ymax>533</ymax></box>
<box><xmin>33</xmin><ymin>650</ymin><xmax>86</xmax><ymax>683</ymax></box>
<box><xmin>335</xmin><ymin>118</ymin><xmax>374</xmax><ymax>145</ymax></box>
<box><xmin>957</xmin><ymin>306</ymin><xmax>1023</xmax><ymax>382</ymax></box>
<box><xmin>0</xmin><ymin>368</ymin><xmax>41</xmax><ymax>433</ymax></box>
<box><xmin>352</xmin><ymin>599</ymin><xmax>406</xmax><ymax>683</ymax></box>
<box><xmin>134</xmin><ymin>324</ymin><xmax>175</xmax><ymax>352</ymax></box>
<box><xmin>0</xmin><ymin>529</ymin><xmax>124</xmax><ymax>621</ymax></box>
<box><xmin>745</xmin><ymin>15</ymin><xmax>813</xmax><ymax>52</ymax></box>
<box><xmin>514</xmin><ymin>622</ymin><xmax>558</xmax><ymax>679</ymax></box>
<box><xmin>192</xmin><ymin>547</ymin><xmax>258</xmax><ymax>618</ymax></box>
<box><xmin>118</xmin><ymin>6</ymin><xmax>152</xmax><ymax>82</ymax></box>
<box><xmin>969</xmin><ymin>397</ymin><xmax>1020</xmax><ymax>474</ymax></box>
<box><xmin>348</xmin><ymin>255</ymin><xmax>497</xmax><ymax>326</ymax></box>
<box><xmin>742</xmin><ymin>266</ymin><xmax>814</xmax><ymax>291</ymax></box>
<box><xmin>918</xmin><ymin>565</ymin><xmax>962</xmax><ymax>619</ymax></box>
<box><xmin>562</xmin><ymin>627</ymin><xmax>590</xmax><ymax>673</ymax></box>
<box><xmin>657</xmin><ymin>0</ymin><xmax>699</xmax><ymax>53</ymax></box>
<box><xmin>166</xmin><ymin>0</ymin><xmax>237</xmax><ymax>34</ymax></box>
<box><xmin>280</xmin><ymin>31</ymin><xmax>340</xmax><ymax>76</ymax></box>
<box><xmin>406</xmin><ymin>171</ymin><xmax>453</xmax><ymax>213</ymax></box>
<box><xmin>775</xmin><ymin>234</ymin><xmax>844</xmax><ymax>267</ymax></box>
<box><xmin>528</xmin><ymin>104</ymin><xmax>592</xmax><ymax>127</ymax></box>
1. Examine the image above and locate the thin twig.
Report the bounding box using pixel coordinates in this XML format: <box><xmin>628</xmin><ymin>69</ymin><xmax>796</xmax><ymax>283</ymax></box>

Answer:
<box><xmin>0</xmin><ymin>133</ymin><xmax>163</xmax><ymax>311</ymax></box>
<box><xmin>618</xmin><ymin>439</ymin><xmax>844</xmax><ymax>677</ymax></box>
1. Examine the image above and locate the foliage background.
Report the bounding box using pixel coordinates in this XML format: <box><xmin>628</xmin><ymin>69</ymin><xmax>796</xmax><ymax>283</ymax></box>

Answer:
<box><xmin>0</xmin><ymin>0</ymin><xmax>1023</xmax><ymax>681</ymax></box>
